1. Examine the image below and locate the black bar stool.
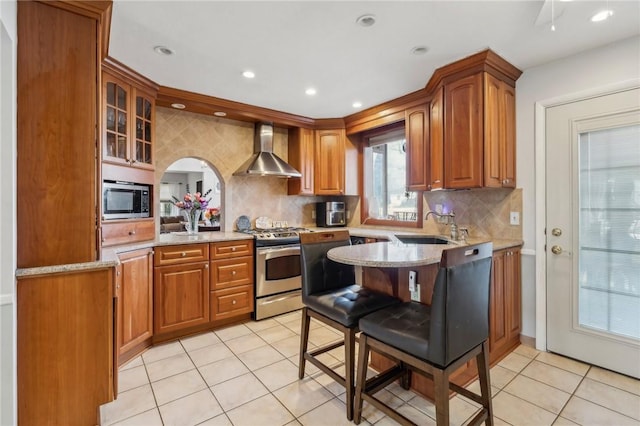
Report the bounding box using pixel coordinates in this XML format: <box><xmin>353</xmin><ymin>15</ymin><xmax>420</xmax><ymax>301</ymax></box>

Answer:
<box><xmin>298</xmin><ymin>230</ymin><xmax>400</xmax><ymax>420</ymax></box>
<box><xmin>353</xmin><ymin>242</ymin><xmax>494</xmax><ymax>426</ymax></box>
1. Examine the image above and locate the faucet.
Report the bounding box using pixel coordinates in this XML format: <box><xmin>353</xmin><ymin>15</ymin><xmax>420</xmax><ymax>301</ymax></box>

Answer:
<box><xmin>425</xmin><ymin>210</ymin><xmax>459</xmax><ymax>240</ymax></box>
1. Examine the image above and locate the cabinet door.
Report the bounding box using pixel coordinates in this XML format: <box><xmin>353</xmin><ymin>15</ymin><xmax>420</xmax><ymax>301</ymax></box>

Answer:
<box><xmin>287</xmin><ymin>127</ymin><xmax>315</xmax><ymax>195</ymax></box>
<box><xmin>405</xmin><ymin>105</ymin><xmax>429</xmax><ymax>191</ymax></box>
<box><xmin>444</xmin><ymin>73</ymin><xmax>483</xmax><ymax>188</ymax></box>
<box><xmin>500</xmin><ymin>82</ymin><xmax>517</xmax><ymax>188</ymax></box>
<box><xmin>154</xmin><ymin>261</ymin><xmax>210</xmax><ymax>335</ymax></box>
<box><xmin>429</xmin><ymin>88</ymin><xmax>444</xmax><ymax>191</ymax></box>
<box><xmin>132</xmin><ymin>88</ymin><xmax>155</xmax><ymax>169</ymax></box>
<box><xmin>484</xmin><ymin>73</ymin><xmax>502</xmax><ymax>188</ymax></box>
<box><xmin>118</xmin><ymin>248</ymin><xmax>153</xmax><ymax>357</ymax></box>
<box><xmin>505</xmin><ymin>248</ymin><xmax>522</xmax><ymax>341</ymax></box>
<box><xmin>489</xmin><ymin>249</ymin><xmax>508</xmax><ymax>361</ymax></box>
<box><xmin>103</xmin><ymin>73</ymin><xmax>131</xmax><ymax>166</ymax></box>
<box><xmin>315</xmin><ymin>129</ymin><xmax>345</xmax><ymax>195</ymax></box>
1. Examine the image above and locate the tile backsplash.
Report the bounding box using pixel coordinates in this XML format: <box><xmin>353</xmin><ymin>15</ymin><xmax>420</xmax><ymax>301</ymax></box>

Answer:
<box><xmin>156</xmin><ymin>107</ymin><xmax>522</xmax><ymax>240</ymax></box>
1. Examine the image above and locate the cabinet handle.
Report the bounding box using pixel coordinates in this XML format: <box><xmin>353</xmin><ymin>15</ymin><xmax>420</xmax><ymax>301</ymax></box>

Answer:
<box><xmin>204</xmin><ymin>264</ymin><xmax>209</xmax><ymax>269</ymax></box>
<box><xmin>427</xmin><ymin>184</ymin><xmax>432</xmax><ymax>190</ymax></box>
<box><xmin>231</xmin><ymin>270</ymin><xmax>237</xmax><ymax>275</ymax></box>
<box><xmin>129</xmin><ymin>230</ymin><xmax>136</xmax><ymax>235</ymax></box>
<box><xmin>232</xmin><ymin>300</ymin><xmax>237</xmax><ymax>305</ymax></box>
<box><xmin>502</xmin><ymin>179</ymin><xmax>511</xmax><ymax>185</ymax></box>
<box><xmin>181</xmin><ymin>252</ymin><xmax>186</xmax><ymax>257</ymax></box>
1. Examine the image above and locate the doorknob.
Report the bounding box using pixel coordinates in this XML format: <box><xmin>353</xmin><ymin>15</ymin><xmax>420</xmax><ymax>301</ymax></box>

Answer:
<box><xmin>551</xmin><ymin>245</ymin><xmax>563</xmax><ymax>255</ymax></box>
<box><xmin>552</xmin><ymin>228</ymin><xmax>562</xmax><ymax>237</ymax></box>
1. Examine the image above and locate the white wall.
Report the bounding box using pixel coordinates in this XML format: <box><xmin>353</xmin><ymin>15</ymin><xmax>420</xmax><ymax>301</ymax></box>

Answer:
<box><xmin>516</xmin><ymin>35</ymin><xmax>640</xmax><ymax>340</ymax></box>
<box><xmin>0</xmin><ymin>1</ymin><xmax>17</xmax><ymax>424</ymax></box>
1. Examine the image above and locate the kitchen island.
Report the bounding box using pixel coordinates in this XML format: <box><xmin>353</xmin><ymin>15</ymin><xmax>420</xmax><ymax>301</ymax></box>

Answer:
<box><xmin>327</xmin><ymin>238</ymin><xmax>522</xmax><ymax>401</ymax></box>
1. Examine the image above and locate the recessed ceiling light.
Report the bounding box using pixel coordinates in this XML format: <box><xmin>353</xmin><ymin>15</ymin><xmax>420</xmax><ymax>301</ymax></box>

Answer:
<box><xmin>352</xmin><ymin>101</ymin><xmax>363</xmax><ymax>108</ymax></box>
<box><xmin>213</xmin><ymin>111</ymin><xmax>227</xmax><ymax>117</ymax></box>
<box><xmin>242</xmin><ymin>70</ymin><xmax>255</xmax><ymax>79</ymax></box>
<box><xmin>591</xmin><ymin>10</ymin><xmax>613</xmax><ymax>22</ymax></box>
<box><xmin>356</xmin><ymin>14</ymin><xmax>376</xmax><ymax>27</ymax></box>
<box><xmin>170</xmin><ymin>103</ymin><xmax>185</xmax><ymax>109</ymax></box>
<box><xmin>411</xmin><ymin>46</ymin><xmax>429</xmax><ymax>55</ymax></box>
<box><xmin>153</xmin><ymin>45</ymin><xmax>174</xmax><ymax>56</ymax></box>
<box><xmin>305</xmin><ymin>88</ymin><xmax>317</xmax><ymax>96</ymax></box>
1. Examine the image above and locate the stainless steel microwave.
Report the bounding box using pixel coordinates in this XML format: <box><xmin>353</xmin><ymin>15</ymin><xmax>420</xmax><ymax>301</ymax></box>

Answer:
<box><xmin>103</xmin><ymin>180</ymin><xmax>150</xmax><ymax>220</ymax></box>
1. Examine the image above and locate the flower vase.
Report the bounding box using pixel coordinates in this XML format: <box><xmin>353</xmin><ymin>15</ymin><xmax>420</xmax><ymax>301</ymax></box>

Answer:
<box><xmin>183</xmin><ymin>209</ymin><xmax>202</xmax><ymax>234</ymax></box>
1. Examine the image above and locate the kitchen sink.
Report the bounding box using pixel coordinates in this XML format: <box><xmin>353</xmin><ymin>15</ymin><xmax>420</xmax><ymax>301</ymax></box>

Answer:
<box><xmin>394</xmin><ymin>235</ymin><xmax>451</xmax><ymax>245</ymax></box>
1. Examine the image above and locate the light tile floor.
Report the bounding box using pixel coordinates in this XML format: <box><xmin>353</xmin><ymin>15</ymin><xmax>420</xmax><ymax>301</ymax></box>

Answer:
<box><xmin>100</xmin><ymin>310</ymin><xmax>640</xmax><ymax>426</ymax></box>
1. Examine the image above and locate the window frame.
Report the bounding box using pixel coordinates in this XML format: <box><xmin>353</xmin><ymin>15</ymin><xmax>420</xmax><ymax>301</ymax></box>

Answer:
<box><xmin>359</xmin><ymin>122</ymin><xmax>423</xmax><ymax>228</ymax></box>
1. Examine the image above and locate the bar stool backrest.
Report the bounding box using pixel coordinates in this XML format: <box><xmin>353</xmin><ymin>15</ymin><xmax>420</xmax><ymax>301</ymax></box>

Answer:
<box><xmin>427</xmin><ymin>242</ymin><xmax>493</xmax><ymax>367</ymax></box>
<box><xmin>299</xmin><ymin>230</ymin><xmax>355</xmax><ymax>300</ymax></box>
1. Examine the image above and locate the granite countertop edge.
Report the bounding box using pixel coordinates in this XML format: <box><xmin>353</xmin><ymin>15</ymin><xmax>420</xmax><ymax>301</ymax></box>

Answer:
<box><xmin>16</xmin><ymin>232</ymin><xmax>254</xmax><ymax>278</ymax></box>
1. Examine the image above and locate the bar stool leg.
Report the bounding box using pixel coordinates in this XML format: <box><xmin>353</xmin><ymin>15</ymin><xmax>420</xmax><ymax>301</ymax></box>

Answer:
<box><xmin>353</xmin><ymin>334</ymin><xmax>370</xmax><ymax>425</ymax></box>
<box><xmin>433</xmin><ymin>368</ymin><xmax>450</xmax><ymax>426</ymax></box>
<box><xmin>299</xmin><ymin>307</ymin><xmax>310</xmax><ymax>379</ymax></box>
<box><xmin>477</xmin><ymin>340</ymin><xmax>494</xmax><ymax>426</ymax></box>
<box><xmin>345</xmin><ymin>328</ymin><xmax>356</xmax><ymax>420</ymax></box>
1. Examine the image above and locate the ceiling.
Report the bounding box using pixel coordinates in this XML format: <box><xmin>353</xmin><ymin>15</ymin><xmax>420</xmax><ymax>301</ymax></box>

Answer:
<box><xmin>109</xmin><ymin>0</ymin><xmax>640</xmax><ymax>119</ymax></box>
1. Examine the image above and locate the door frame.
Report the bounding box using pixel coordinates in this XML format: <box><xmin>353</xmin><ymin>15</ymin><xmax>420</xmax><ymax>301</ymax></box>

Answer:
<box><xmin>534</xmin><ymin>78</ymin><xmax>640</xmax><ymax>351</ymax></box>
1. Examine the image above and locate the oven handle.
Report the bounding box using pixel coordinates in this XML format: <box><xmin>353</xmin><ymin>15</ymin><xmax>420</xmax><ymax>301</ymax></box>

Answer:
<box><xmin>260</xmin><ymin>246</ymin><xmax>300</xmax><ymax>260</ymax></box>
<box><xmin>260</xmin><ymin>292</ymin><xmax>301</xmax><ymax>304</ymax></box>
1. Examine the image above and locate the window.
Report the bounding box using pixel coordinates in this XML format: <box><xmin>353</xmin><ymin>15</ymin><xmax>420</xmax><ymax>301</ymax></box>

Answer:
<box><xmin>361</xmin><ymin>123</ymin><xmax>421</xmax><ymax>227</ymax></box>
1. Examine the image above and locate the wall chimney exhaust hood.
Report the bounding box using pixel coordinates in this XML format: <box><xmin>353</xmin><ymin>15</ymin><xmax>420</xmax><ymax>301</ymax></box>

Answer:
<box><xmin>233</xmin><ymin>123</ymin><xmax>302</xmax><ymax>178</ymax></box>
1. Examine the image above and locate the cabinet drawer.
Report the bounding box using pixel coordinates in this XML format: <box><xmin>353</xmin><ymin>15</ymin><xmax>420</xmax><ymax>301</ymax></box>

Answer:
<box><xmin>154</xmin><ymin>244</ymin><xmax>209</xmax><ymax>266</ymax></box>
<box><xmin>102</xmin><ymin>219</ymin><xmax>155</xmax><ymax>247</ymax></box>
<box><xmin>210</xmin><ymin>240</ymin><xmax>254</xmax><ymax>259</ymax></box>
<box><xmin>210</xmin><ymin>256</ymin><xmax>253</xmax><ymax>290</ymax></box>
<box><xmin>210</xmin><ymin>285</ymin><xmax>254</xmax><ymax>321</ymax></box>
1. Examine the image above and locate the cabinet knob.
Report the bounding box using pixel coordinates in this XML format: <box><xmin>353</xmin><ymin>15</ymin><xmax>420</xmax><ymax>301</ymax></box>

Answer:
<box><xmin>231</xmin><ymin>247</ymin><xmax>236</xmax><ymax>252</ymax></box>
<box><xmin>204</xmin><ymin>264</ymin><xmax>209</xmax><ymax>269</ymax></box>
<box><xmin>181</xmin><ymin>252</ymin><xmax>186</xmax><ymax>257</ymax></box>
<box><xmin>232</xmin><ymin>300</ymin><xmax>237</xmax><ymax>305</ymax></box>
<box><xmin>231</xmin><ymin>270</ymin><xmax>237</xmax><ymax>275</ymax></box>
<box><xmin>128</xmin><ymin>230</ymin><xmax>136</xmax><ymax>235</ymax></box>
<box><xmin>427</xmin><ymin>184</ymin><xmax>432</xmax><ymax>190</ymax></box>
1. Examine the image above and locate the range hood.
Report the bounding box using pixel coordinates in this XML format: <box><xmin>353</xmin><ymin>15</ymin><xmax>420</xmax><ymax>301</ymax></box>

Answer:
<box><xmin>233</xmin><ymin>123</ymin><xmax>302</xmax><ymax>178</ymax></box>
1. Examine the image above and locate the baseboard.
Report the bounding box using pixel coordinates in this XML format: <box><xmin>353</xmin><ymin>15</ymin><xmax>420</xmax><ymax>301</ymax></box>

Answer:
<box><xmin>520</xmin><ymin>334</ymin><xmax>536</xmax><ymax>348</ymax></box>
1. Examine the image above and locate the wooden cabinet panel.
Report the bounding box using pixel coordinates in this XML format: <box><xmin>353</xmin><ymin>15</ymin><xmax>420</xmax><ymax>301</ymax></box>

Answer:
<box><xmin>210</xmin><ymin>285</ymin><xmax>254</xmax><ymax>321</ymax></box>
<box><xmin>405</xmin><ymin>105</ymin><xmax>429</xmax><ymax>191</ymax></box>
<box><xmin>429</xmin><ymin>88</ymin><xmax>445</xmax><ymax>191</ymax></box>
<box><xmin>484</xmin><ymin>74</ymin><xmax>502</xmax><ymax>187</ymax></box>
<box><xmin>315</xmin><ymin>129</ymin><xmax>346</xmax><ymax>195</ymax></box>
<box><xmin>501</xmin><ymin>83</ymin><xmax>517</xmax><ymax>188</ymax></box>
<box><xmin>17</xmin><ymin>1</ymin><xmax>99</xmax><ymax>267</ymax></box>
<box><xmin>17</xmin><ymin>268</ymin><xmax>115</xmax><ymax>425</ymax></box>
<box><xmin>211</xmin><ymin>256</ymin><xmax>253</xmax><ymax>290</ymax></box>
<box><xmin>210</xmin><ymin>239</ymin><xmax>253</xmax><ymax>260</ymax></box>
<box><xmin>444</xmin><ymin>73</ymin><xmax>484</xmax><ymax>189</ymax></box>
<box><xmin>490</xmin><ymin>248</ymin><xmax>522</xmax><ymax>363</ymax></box>
<box><xmin>102</xmin><ymin>219</ymin><xmax>155</xmax><ymax>247</ymax></box>
<box><xmin>287</xmin><ymin>127</ymin><xmax>315</xmax><ymax>195</ymax></box>
<box><xmin>154</xmin><ymin>261</ymin><xmax>210</xmax><ymax>335</ymax></box>
<box><xmin>155</xmin><ymin>244</ymin><xmax>210</xmax><ymax>266</ymax></box>
<box><xmin>117</xmin><ymin>248</ymin><xmax>153</xmax><ymax>362</ymax></box>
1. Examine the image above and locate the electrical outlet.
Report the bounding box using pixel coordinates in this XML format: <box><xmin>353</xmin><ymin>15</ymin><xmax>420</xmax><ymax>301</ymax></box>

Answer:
<box><xmin>510</xmin><ymin>211</ymin><xmax>520</xmax><ymax>225</ymax></box>
<box><xmin>409</xmin><ymin>270</ymin><xmax>417</xmax><ymax>292</ymax></box>
<box><xmin>435</xmin><ymin>204</ymin><xmax>443</xmax><ymax>214</ymax></box>
<box><xmin>410</xmin><ymin>284</ymin><xmax>421</xmax><ymax>302</ymax></box>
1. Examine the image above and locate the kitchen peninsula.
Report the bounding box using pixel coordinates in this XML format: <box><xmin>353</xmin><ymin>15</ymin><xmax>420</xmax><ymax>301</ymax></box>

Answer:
<box><xmin>327</xmin><ymin>236</ymin><xmax>523</xmax><ymax>399</ymax></box>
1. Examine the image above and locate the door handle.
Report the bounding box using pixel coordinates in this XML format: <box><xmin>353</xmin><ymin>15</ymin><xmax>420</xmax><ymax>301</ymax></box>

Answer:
<box><xmin>551</xmin><ymin>228</ymin><xmax>562</xmax><ymax>237</ymax></box>
<box><xmin>551</xmin><ymin>245</ymin><xmax>563</xmax><ymax>255</ymax></box>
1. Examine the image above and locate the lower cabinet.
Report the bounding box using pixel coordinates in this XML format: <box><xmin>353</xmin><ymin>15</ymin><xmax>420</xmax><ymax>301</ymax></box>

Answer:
<box><xmin>117</xmin><ymin>248</ymin><xmax>153</xmax><ymax>364</ymax></box>
<box><xmin>210</xmin><ymin>240</ymin><xmax>255</xmax><ymax>321</ymax></box>
<box><xmin>154</xmin><ymin>244</ymin><xmax>210</xmax><ymax>336</ymax></box>
<box><xmin>490</xmin><ymin>247</ymin><xmax>522</xmax><ymax>363</ymax></box>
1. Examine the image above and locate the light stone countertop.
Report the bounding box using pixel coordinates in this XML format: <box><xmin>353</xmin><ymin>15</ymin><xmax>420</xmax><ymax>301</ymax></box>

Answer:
<box><xmin>16</xmin><ymin>231</ymin><xmax>254</xmax><ymax>278</ymax></box>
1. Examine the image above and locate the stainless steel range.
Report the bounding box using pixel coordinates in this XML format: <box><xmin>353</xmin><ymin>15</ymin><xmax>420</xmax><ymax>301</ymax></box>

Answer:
<box><xmin>237</xmin><ymin>227</ymin><xmax>309</xmax><ymax>320</ymax></box>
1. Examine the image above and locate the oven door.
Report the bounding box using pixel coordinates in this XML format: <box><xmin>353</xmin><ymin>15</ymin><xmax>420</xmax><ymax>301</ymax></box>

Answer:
<box><xmin>256</xmin><ymin>244</ymin><xmax>301</xmax><ymax>297</ymax></box>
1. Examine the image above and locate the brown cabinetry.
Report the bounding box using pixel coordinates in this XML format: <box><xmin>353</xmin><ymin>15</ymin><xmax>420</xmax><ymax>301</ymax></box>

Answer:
<box><xmin>102</xmin><ymin>70</ymin><xmax>155</xmax><ymax>170</ymax></box>
<box><xmin>17</xmin><ymin>0</ymin><xmax>104</xmax><ymax>267</ymax></box>
<box><xmin>287</xmin><ymin>127</ymin><xmax>315</xmax><ymax>195</ymax></box>
<box><xmin>405</xmin><ymin>105</ymin><xmax>430</xmax><ymax>191</ymax></box>
<box><xmin>490</xmin><ymin>247</ymin><xmax>522</xmax><ymax>363</ymax></box>
<box><xmin>443</xmin><ymin>71</ymin><xmax>518</xmax><ymax>189</ymax></box>
<box><xmin>154</xmin><ymin>244</ymin><xmax>210</xmax><ymax>336</ymax></box>
<box><xmin>102</xmin><ymin>218</ymin><xmax>155</xmax><ymax>247</ymax></box>
<box><xmin>210</xmin><ymin>240</ymin><xmax>255</xmax><ymax>321</ymax></box>
<box><xmin>117</xmin><ymin>248</ymin><xmax>154</xmax><ymax>364</ymax></box>
<box><xmin>429</xmin><ymin>87</ymin><xmax>445</xmax><ymax>191</ymax></box>
<box><xmin>315</xmin><ymin>129</ymin><xmax>346</xmax><ymax>195</ymax></box>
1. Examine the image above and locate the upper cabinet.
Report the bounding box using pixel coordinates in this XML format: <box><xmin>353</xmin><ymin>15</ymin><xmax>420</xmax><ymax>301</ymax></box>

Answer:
<box><xmin>405</xmin><ymin>105</ymin><xmax>430</xmax><ymax>191</ymax></box>
<box><xmin>288</xmin><ymin>126</ymin><xmax>358</xmax><ymax>196</ymax></box>
<box><xmin>429</xmin><ymin>87</ymin><xmax>445</xmax><ymax>191</ymax></box>
<box><xmin>102</xmin><ymin>66</ymin><xmax>156</xmax><ymax>171</ymax></box>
